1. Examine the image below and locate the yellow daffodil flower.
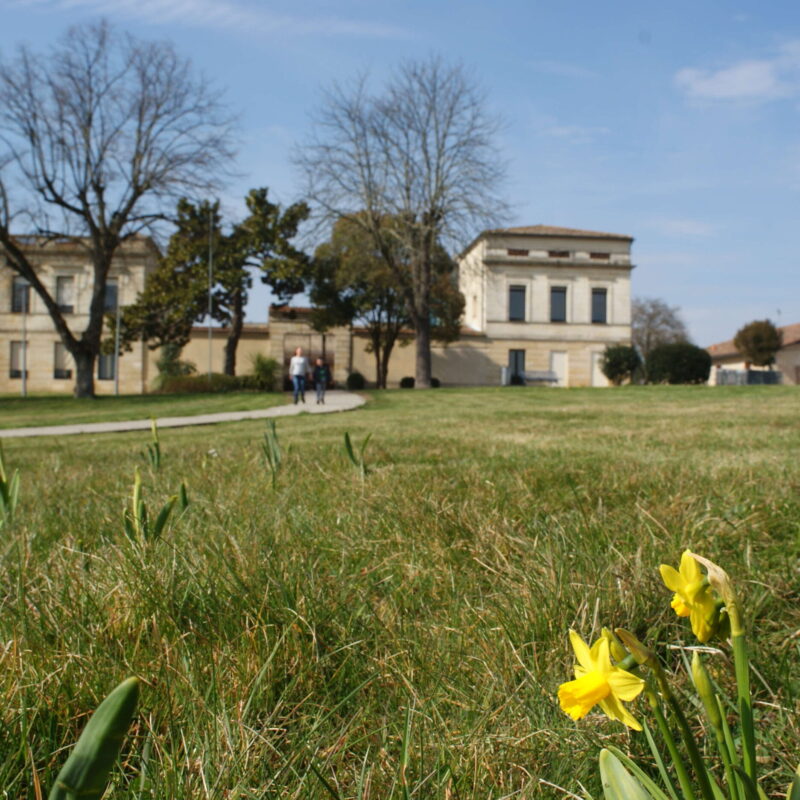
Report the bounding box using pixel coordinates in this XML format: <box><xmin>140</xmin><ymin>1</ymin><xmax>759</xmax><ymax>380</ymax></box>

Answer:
<box><xmin>660</xmin><ymin>550</ymin><xmax>720</xmax><ymax>643</ymax></box>
<box><xmin>558</xmin><ymin>630</ymin><xmax>645</xmax><ymax>730</ymax></box>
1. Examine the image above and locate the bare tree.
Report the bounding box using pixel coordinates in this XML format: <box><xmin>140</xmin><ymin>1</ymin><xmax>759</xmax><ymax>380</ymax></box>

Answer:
<box><xmin>632</xmin><ymin>297</ymin><xmax>690</xmax><ymax>361</ymax></box>
<box><xmin>0</xmin><ymin>21</ymin><xmax>235</xmax><ymax>397</ymax></box>
<box><xmin>296</xmin><ymin>57</ymin><xmax>507</xmax><ymax>388</ymax></box>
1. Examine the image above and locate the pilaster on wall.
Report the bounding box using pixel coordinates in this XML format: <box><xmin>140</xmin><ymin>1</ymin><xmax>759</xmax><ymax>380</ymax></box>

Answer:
<box><xmin>331</xmin><ymin>328</ymin><xmax>351</xmax><ymax>385</ymax></box>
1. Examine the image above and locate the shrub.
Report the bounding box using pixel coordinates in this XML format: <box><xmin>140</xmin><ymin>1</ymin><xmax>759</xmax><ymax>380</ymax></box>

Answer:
<box><xmin>152</xmin><ymin>343</ymin><xmax>196</xmax><ymax>391</ymax></box>
<box><xmin>157</xmin><ymin>373</ymin><xmax>242</xmax><ymax>394</ymax></box>
<box><xmin>431</xmin><ymin>377</ymin><xmax>441</xmax><ymax>388</ymax></box>
<box><xmin>601</xmin><ymin>344</ymin><xmax>641</xmax><ymax>386</ymax></box>
<box><xmin>249</xmin><ymin>353</ymin><xmax>280</xmax><ymax>391</ymax></box>
<box><xmin>509</xmin><ymin>373</ymin><xmax>525</xmax><ymax>386</ymax></box>
<box><xmin>646</xmin><ymin>342</ymin><xmax>711</xmax><ymax>384</ymax></box>
<box><xmin>399</xmin><ymin>376</ymin><xmax>415</xmax><ymax>388</ymax></box>
<box><xmin>346</xmin><ymin>371</ymin><xmax>366</xmax><ymax>390</ymax></box>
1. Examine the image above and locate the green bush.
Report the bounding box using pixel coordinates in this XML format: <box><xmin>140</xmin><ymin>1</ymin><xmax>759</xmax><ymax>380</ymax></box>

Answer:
<box><xmin>346</xmin><ymin>372</ymin><xmax>366</xmax><ymax>390</ymax></box>
<box><xmin>249</xmin><ymin>353</ymin><xmax>280</xmax><ymax>391</ymax></box>
<box><xmin>601</xmin><ymin>345</ymin><xmax>641</xmax><ymax>386</ymax></box>
<box><xmin>646</xmin><ymin>342</ymin><xmax>711</xmax><ymax>384</ymax></box>
<box><xmin>152</xmin><ymin>343</ymin><xmax>196</xmax><ymax>391</ymax></box>
<box><xmin>157</xmin><ymin>373</ymin><xmax>243</xmax><ymax>394</ymax></box>
<box><xmin>400</xmin><ymin>376</ymin><xmax>441</xmax><ymax>388</ymax></box>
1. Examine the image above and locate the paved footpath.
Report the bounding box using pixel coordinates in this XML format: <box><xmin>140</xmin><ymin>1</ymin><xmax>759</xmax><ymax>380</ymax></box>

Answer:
<box><xmin>0</xmin><ymin>390</ymin><xmax>366</xmax><ymax>439</ymax></box>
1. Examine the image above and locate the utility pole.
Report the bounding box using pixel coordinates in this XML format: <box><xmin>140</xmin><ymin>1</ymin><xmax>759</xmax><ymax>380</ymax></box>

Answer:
<box><xmin>20</xmin><ymin>280</ymin><xmax>29</xmax><ymax>398</ymax></box>
<box><xmin>113</xmin><ymin>277</ymin><xmax>121</xmax><ymax>396</ymax></box>
<box><xmin>208</xmin><ymin>205</ymin><xmax>214</xmax><ymax>386</ymax></box>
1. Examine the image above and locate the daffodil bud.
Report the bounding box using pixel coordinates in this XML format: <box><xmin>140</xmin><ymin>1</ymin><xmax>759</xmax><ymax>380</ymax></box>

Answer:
<box><xmin>689</xmin><ymin>552</ymin><xmax>744</xmax><ymax>637</ymax></box>
<box><xmin>601</xmin><ymin>627</ymin><xmax>628</xmax><ymax>663</ymax></box>
<box><xmin>691</xmin><ymin>651</ymin><xmax>722</xmax><ymax>731</ymax></box>
<box><xmin>615</xmin><ymin>628</ymin><xmax>657</xmax><ymax>668</ymax></box>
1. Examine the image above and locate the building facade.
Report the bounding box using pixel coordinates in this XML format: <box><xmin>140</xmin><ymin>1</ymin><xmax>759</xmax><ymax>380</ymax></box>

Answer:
<box><xmin>0</xmin><ymin>237</ymin><xmax>160</xmax><ymax>394</ymax></box>
<box><xmin>457</xmin><ymin>225</ymin><xmax>635</xmax><ymax>386</ymax></box>
<box><xmin>706</xmin><ymin>322</ymin><xmax>800</xmax><ymax>386</ymax></box>
<box><xmin>0</xmin><ymin>225</ymin><xmax>636</xmax><ymax>394</ymax></box>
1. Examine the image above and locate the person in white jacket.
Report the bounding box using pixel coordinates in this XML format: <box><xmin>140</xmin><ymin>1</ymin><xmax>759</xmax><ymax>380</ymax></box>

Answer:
<box><xmin>288</xmin><ymin>347</ymin><xmax>309</xmax><ymax>404</ymax></box>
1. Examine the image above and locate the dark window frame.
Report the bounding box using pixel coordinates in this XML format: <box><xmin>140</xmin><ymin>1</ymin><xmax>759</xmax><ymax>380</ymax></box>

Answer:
<box><xmin>508</xmin><ymin>284</ymin><xmax>526</xmax><ymax>322</ymax></box>
<box><xmin>56</xmin><ymin>275</ymin><xmax>74</xmax><ymax>314</ymax></box>
<box><xmin>104</xmin><ymin>280</ymin><xmax>119</xmax><ymax>313</ymax></box>
<box><xmin>589</xmin><ymin>252</ymin><xmax>611</xmax><ymax>260</ymax></box>
<box><xmin>550</xmin><ymin>286</ymin><xmax>567</xmax><ymax>323</ymax></box>
<box><xmin>548</xmin><ymin>249</ymin><xmax>570</xmax><ymax>258</ymax></box>
<box><xmin>97</xmin><ymin>353</ymin><xmax>115</xmax><ymax>381</ymax></box>
<box><xmin>591</xmin><ymin>287</ymin><xmax>608</xmax><ymax>324</ymax></box>
<box><xmin>11</xmin><ymin>278</ymin><xmax>29</xmax><ymax>313</ymax></box>
<box><xmin>507</xmin><ymin>248</ymin><xmax>529</xmax><ymax>257</ymax></box>
<box><xmin>509</xmin><ymin>349</ymin><xmax>526</xmax><ymax>379</ymax></box>
<box><xmin>53</xmin><ymin>342</ymin><xmax>72</xmax><ymax>379</ymax></box>
<box><xmin>9</xmin><ymin>340</ymin><xmax>28</xmax><ymax>378</ymax></box>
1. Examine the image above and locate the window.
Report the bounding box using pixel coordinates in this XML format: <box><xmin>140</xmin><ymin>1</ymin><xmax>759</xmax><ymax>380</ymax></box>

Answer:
<box><xmin>104</xmin><ymin>279</ymin><xmax>118</xmax><ymax>312</ymax></box>
<box><xmin>550</xmin><ymin>286</ymin><xmax>567</xmax><ymax>322</ymax></box>
<box><xmin>9</xmin><ymin>341</ymin><xmax>27</xmax><ymax>379</ymax></box>
<box><xmin>509</xmin><ymin>349</ymin><xmax>525</xmax><ymax>380</ymax></box>
<box><xmin>11</xmin><ymin>278</ymin><xmax>29</xmax><ymax>313</ymax></box>
<box><xmin>507</xmin><ymin>248</ymin><xmax>529</xmax><ymax>256</ymax></box>
<box><xmin>589</xmin><ymin>252</ymin><xmax>610</xmax><ymax>260</ymax></box>
<box><xmin>548</xmin><ymin>250</ymin><xmax>569</xmax><ymax>258</ymax></box>
<box><xmin>54</xmin><ymin>342</ymin><xmax>72</xmax><ymax>379</ymax></box>
<box><xmin>56</xmin><ymin>276</ymin><xmax>74</xmax><ymax>313</ymax></box>
<box><xmin>508</xmin><ymin>285</ymin><xmax>526</xmax><ymax>321</ymax></box>
<box><xmin>591</xmin><ymin>288</ymin><xmax>608</xmax><ymax>324</ymax></box>
<box><xmin>97</xmin><ymin>353</ymin><xmax>115</xmax><ymax>380</ymax></box>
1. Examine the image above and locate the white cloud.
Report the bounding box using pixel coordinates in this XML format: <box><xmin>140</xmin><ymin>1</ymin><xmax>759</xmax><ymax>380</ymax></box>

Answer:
<box><xmin>4</xmin><ymin>0</ymin><xmax>407</xmax><ymax>38</ymax></box>
<box><xmin>675</xmin><ymin>39</ymin><xmax>800</xmax><ymax>101</ymax></box>
<box><xmin>646</xmin><ymin>217</ymin><xmax>717</xmax><ymax>237</ymax></box>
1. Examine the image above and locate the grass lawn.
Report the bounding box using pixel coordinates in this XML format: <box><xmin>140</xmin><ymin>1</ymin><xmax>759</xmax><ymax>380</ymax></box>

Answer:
<box><xmin>0</xmin><ymin>390</ymin><xmax>287</xmax><ymax>429</ymax></box>
<box><xmin>1</xmin><ymin>385</ymin><xmax>798</xmax><ymax>798</ymax></box>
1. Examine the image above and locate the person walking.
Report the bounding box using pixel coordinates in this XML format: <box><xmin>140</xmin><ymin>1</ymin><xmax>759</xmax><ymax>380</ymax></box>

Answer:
<box><xmin>288</xmin><ymin>347</ymin><xmax>309</xmax><ymax>404</ymax></box>
<box><xmin>313</xmin><ymin>357</ymin><xmax>330</xmax><ymax>405</ymax></box>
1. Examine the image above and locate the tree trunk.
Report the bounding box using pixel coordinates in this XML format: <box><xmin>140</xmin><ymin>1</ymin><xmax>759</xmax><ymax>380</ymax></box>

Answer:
<box><xmin>223</xmin><ymin>289</ymin><xmax>245</xmax><ymax>376</ymax></box>
<box><xmin>382</xmin><ymin>336</ymin><xmax>397</xmax><ymax>390</ymax></box>
<box><xmin>414</xmin><ymin>314</ymin><xmax>432</xmax><ymax>388</ymax></box>
<box><xmin>73</xmin><ymin>349</ymin><xmax>96</xmax><ymax>398</ymax></box>
<box><xmin>373</xmin><ymin>348</ymin><xmax>384</xmax><ymax>389</ymax></box>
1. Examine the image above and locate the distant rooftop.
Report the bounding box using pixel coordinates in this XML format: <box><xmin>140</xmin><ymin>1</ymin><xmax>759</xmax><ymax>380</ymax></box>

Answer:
<box><xmin>707</xmin><ymin>322</ymin><xmax>800</xmax><ymax>358</ymax></box>
<box><xmin>459</xmin><ymin>224</ymin><xmax>634</xmax><ymax>258</ymax></box>
<box><xmin>487</xmin><ymin>224</ymin><xmax>633</xmax><ymax>241</ymax></box>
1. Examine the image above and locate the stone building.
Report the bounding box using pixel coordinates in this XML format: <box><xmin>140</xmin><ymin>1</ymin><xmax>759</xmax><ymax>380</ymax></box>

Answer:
<box><xmin>1</xmin><ymin>224</ymin><xmax>636</xmax><ymax>394</ymax></box>
<box><xmin>706</xmin><ymin>322</ymin><xmax>800</xmax><ymax>385</ymax></box>
<box><xmin>0</xmin><ymin>237</ymin><xmax>159</xmax><ymax>394</ymax></box>
<box><xmin>456</xmin><ymin>225</ymin><xmax>635</xmax><ymax>386</ymax></box>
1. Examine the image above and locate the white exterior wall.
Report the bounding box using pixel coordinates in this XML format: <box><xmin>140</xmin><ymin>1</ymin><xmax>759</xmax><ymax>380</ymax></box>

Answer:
<box><xmin>454</xmin><ymin>228</ymin><xmax>634</xmax><ymax>386</ymax></box>
<box><xmin>459</xmin><ymin>240</ymin><xmax>487</xmax><ymax>332</ymax></box>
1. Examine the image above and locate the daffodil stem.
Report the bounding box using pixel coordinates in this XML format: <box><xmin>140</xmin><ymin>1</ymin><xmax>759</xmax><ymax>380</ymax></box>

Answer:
<box><xmin>656</xmin><ymin>672</ymin><xmax>719</xmax><ymax>800</ymax></box>
<box><xmin>732</xmin><ymin>632</ymin><xmax>756</xmax><ymax>784</ymax></box>
<box><xmin>716</xmin><ymin>725</ymin><xmax>741</xmax><ymax>800</ymax></box>
<box><xmin>647</xmin><ymin>688</ymin><xmax>697</xmax><ymax>800</ymax></box>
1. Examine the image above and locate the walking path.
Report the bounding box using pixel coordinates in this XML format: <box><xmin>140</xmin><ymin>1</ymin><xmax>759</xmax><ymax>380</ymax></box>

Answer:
<box><xmin>0</xmin><ymin>391</ymin><xmax>366</xmax><ymax>439</ymax></box>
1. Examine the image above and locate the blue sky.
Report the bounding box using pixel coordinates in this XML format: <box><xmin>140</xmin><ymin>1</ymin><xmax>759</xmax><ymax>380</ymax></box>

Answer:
<box><xmin>3</xmin><ymin>0</ymin><xmax>799</xmax><ymax>346</ymax></box>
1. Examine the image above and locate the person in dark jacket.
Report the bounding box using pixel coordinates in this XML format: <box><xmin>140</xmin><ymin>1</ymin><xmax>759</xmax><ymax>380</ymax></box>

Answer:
<box><xmin>313</xmin><ymin>358</ymin><xmax>330</xmax><ymax>404</ymax></box>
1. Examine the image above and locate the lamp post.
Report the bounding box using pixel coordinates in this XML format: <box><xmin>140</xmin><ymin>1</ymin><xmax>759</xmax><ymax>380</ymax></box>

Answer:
<box><xmin>113</xmin><ymin>276</ymin><xmax>121</xmax><ymax>396</ymax></box>
<box><xmin>20</xmin><ymin>279</ymin><xmax>30</xmax><ymax>398</ymax></box>
<box><xmin>208</xmin><ymin>205</ymin><xmax>213</xmax><ymax>385</ymax></box>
